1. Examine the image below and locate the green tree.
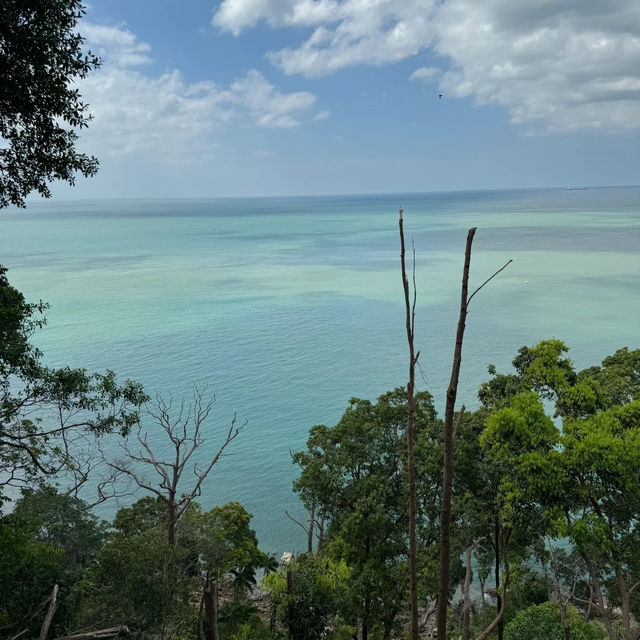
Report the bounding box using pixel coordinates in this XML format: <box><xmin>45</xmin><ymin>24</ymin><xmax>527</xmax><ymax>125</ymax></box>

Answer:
<box><xmin>196</xmin><ymin>501</ymin><xmax>266</xmax><ymax>640</ymax></box>
<box><xmin>0</xmin><ymin>521</ymin><xmax>65</xmax><ymax>637</ymax></box>
<box><xmin>481</xmin><ymin>341</ymin><xmax>640</xmax><ymax>640</ymax></box>
<box><xmin>293</xmin><ymin>388</ymin><xmax>443</xmax><ymax>640</ymax></box>
<box><xmin>0</xmin><ymin>487</ymin><xmax>106</xmax><ymax>638</ymax></box>
<box><xmin>263</xmin><ymin>553</ymin><xmax>351</xmax><ymax>640</ymax></box>
<box><xmin>8</xmin><ymin>485</ymin><xmax>106</xmax><ymax>568</ymax></box>
<box><xmin>560</xmin><ymin>400</ymin><xmax>640</xmax><ymax>640</ymax></box>
<box><xmin>0</xmin><ymin>0</ymin><xmax>99</xmax><ymax>208</ymax></box>
<box><xmin>79</xmin><ymin>497</ymin><xmax>199</xmax><ymax>638</ymax></box>
<box><xmin>0</xmin><ymin>267</ymin><xmax>148</xmax><ymax>505</ymax></box>
<box><xmin>505</xmin><ymin>602</ymin><xmax>607</xmax><ymax>640</ymax></box>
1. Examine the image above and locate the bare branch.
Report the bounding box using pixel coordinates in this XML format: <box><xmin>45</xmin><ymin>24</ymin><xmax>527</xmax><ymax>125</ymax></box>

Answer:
<box><xmin>285</xmin><ymin>510</ymin><xmax>310</xmax><ymax>533</ymax></box>
<box><xmin>467</xmin><ymin>259</ymin><xmax>513</xmax><ymax>307</ymax></box>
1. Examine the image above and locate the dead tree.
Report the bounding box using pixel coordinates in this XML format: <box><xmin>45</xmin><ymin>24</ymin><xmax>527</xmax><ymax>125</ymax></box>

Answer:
<box><xmin>399</xmin><ymin>208</ymin><xmax>420</xmax><ymax>640</ymax></box>
<box><xmin>436</xmin><ymin>229</ymin><xmax>512</xmax><ymax>640</ymax></box>
<box><xmin>38</xmin><ymin>584</ymin><xmax>58</xmax><ymax>640</ymax></box>
<box><xmin>285</xmin><ymin>507</ymin><xmax>326</xmax><ymax>553</ymax></box>
<box><xmin>53</xmin><ymin>627</ymin><xmax>130</xmax><ymax>640</ymax></box>
<box><xmin>102</xmin><ymin>386</ymin><xmax>244</xmax><ymax>545</ymax></box>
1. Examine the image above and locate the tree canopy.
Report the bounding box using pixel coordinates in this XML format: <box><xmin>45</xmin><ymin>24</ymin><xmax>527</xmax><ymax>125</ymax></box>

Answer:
<box><xmin>0</xmin><ymin>0</ymin><xmax>99</xmax><ymax>208</ymax></box>
<box><xmin>0</xmin><ymin>266</ymin><xmax>148</xmax><ymax>505</ymax></box>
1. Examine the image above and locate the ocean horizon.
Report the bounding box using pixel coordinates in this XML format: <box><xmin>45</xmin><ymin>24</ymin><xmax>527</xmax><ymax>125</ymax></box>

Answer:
<box><xmin>2</xmin><ymin>186</ymin><xmax>639</xmax><ymax>553</ymax></box>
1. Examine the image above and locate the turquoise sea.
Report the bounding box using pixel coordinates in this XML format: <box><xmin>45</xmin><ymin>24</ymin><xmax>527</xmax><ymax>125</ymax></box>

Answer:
<box><xmin>1</xmin><ymin>187</ymin><xmax>639</xmax><ymax>552</ymax></box>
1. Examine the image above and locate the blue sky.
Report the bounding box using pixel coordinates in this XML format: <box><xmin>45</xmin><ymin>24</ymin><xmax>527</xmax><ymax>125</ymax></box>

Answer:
<box><xmin>54</xmin><ymin>0</ymin><xmax>640</xmax><ymax>198</ymax></box>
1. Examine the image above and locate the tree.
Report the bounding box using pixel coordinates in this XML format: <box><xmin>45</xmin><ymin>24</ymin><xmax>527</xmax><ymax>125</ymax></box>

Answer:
<box><xmin>263</xmin><ymin>553</ymin><xmax>352</xmax><ymax>640</ymax></box>
<box><xmin>436</xmin><ymin>229</ymin><xmax>512</xmax><ymax>640</ymax></box>
<box><xmin>196</xmin><ymin>502</ymin><xmax>266</xmax><ymax>640</ymax></box>
<box><xmin>479</xmin><ymin>341</ymin><xmax>640</xmax><ymax>640</ymax></box>
<box><xmin>293</xmin><ymin>388</ymin><xmax>443</xmax><ymax>640</ymax></box>
<box><xmin>0</xmin><ymin>0</ymin><xmax>100</xmax><ymax>208</ymax></box>
<box><xmin>0</xmin><ymin>487</ymin><xmax>106</xmax><ymax>638</ymax></box>
<box><xmin>504</xmin><ymin>602</ymin><xmax>607</xmax><ymax>640</ymax></box>
<box><xmin>0</xmin><ymin>266</ymin><xmax>148</xmax><ymax>505</ymax></box>
<box><xmin>8</xmin><ymin>485</ymin><xmax>106</xmax><ymax>568</ymax></box>
<box><xmin>101</xmin><ymin>388</ymin><xmax>244</xmax><ymax>546</ymax></box>
<box><xmin>399</xmin><ymin>208</ymin><xmax>420</xmax><ymax>640</ymax></box>
<box><xmin>560</xmin><ymin>400</ymin><xmax>640</xmax><ymax>640</ymax></box>
<box><xmin>85</xmin><ymin>502</ymin><xmax>195</xmax><ymax>637</ymax></box>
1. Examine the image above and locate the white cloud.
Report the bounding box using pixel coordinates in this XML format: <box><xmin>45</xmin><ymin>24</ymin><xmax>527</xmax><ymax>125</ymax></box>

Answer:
<box><xmin>77</xmin><ymin>23</ymin><xmax>320</xmax><ymax>161</ymax></box>
<box><xmin>223</xmin><ymin>69</ymin><xmax>316</xmax><ymax>128</ymax></box>
<box><xmin>432</xmin><ymin>0</ymin><xmax>640</xmax><ymax>132</ymax></box>
<box><xmin>215</xmin><ymin>0</ymin><xmax>437</xmax><ymax>75</ymax></box>
<box><xmin>313</xmin><ymin>110</ymin><xmax>331</xmax><ymax>120</ymax></box>
<box><xmin>82</xmin><ymin>23</ymin><xmax>152</xmax><ymax>67</ymax></box>
<box><xmin>212</xmin><ymin>0</ymin><xmax>640</xmax><ymax>132</ymax></box>
<box><xmin>409</xmin><ymin>66</ymin><xmax>441</xmax><ymax>82</ymax></box>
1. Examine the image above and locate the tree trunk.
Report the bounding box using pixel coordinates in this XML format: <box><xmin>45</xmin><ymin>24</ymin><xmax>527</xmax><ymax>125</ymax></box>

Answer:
<box><xmin>167</xmin><ymin>499</ymin><xmax>176</xmax><ymax>547</ymax></box>
<box><xmin>462</xmin><ymin>544</ymin><xmax>474</xmax><ymax>640</ymax></box>
<box><xmin>582</xmin><ymin>554</ymin><xmax>615</xmax><ymax>640</ymax></box>
<box><xmin>494</xmin><ymin>518</ymin><xmax>504</xmax><ymax>640</ymax></box>
<box><xmin>475</xmin><ymin>526</ymin><xmax>510</xmax><ymax>640</ymax></box>
<box><xmin>399</xmin><ymin>208</ymin><xmax>420</xmax><ymax>640</ymax></box>
<box><xmin>53</xmin><ymin>628</ymin><xmax>130</xmax><ymax>640</ymax></box>
<box><xmin>615</xmin><ymin>566</ymin><xmax>633</xmax><ymax>640</ymax></box>
<box><xmin>479</xmin><ymin>576</ymin><xmax>486</xmax><ymax>615</ymax></box>
<box><xmin>307</xmin><ymin>506</ymin><xmax>315</xmax><ymax>553</ymax></box>
<box><xmin>436</xmin><ymin>227</ymin><xmax>476</xmax><ymax>640</ymax></box>
<box><xmin>39</xmin><ymin>583</ymin><xmax>59</xmax><ymax>640</ymax></box>
<box><xmin>202</xmin><ymin>577</ymin><xmax>219</xmax><ymax>640</ymax></box>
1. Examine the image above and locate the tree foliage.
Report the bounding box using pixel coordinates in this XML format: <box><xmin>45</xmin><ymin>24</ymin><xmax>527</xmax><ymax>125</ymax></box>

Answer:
<box><xmin>0</xmin><ymin>0</ymin><xmax>100</xmax><ymax>208</ymax></box>
<box><xmin>0</xmin><ymin>266</ymin><xmax>148</xmax><ymax>504</ymax></box>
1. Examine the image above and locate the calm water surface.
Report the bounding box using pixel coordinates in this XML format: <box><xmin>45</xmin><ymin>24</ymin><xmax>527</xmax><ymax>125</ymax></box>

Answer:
<box><xmin>1</xmin><ymin>187</ymin><xmax>639</xmax><ymax>552</ymax></box>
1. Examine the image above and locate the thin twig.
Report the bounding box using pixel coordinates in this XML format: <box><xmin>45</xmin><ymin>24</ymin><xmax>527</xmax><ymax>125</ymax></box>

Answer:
<box><xmin>467</xmin><ymin>259</ymin><xmax>513</xmax><ymax>307</ymax></box>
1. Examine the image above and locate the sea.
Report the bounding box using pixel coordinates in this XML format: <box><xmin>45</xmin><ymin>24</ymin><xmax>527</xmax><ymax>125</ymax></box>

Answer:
<box><xmin>1</xmin><ymin>187</ymin><xmax>639</xmax><ymax>553</ymax></box>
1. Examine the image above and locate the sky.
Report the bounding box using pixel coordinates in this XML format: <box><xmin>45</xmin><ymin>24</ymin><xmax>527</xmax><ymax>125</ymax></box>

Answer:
<box><xmin>51</xmin><ymin>0</ymin><xmax>640</xmax><ymax>198</ymax></box>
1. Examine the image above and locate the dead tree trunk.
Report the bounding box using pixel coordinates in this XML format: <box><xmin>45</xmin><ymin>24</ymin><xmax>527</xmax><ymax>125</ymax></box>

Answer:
<box><xmin>53</xmin><ymin>628</ymin><xmax>130</xmax><ymax>640</ymax></box>
<box><xmin>39</xmin><ymin>583</ymin><xmax>59</xmax><ymax>640</ymax></box>
<box><xmin>436</xmin><ymin>232</ymin><xmax>512</xmax><ymax>640</ymax></box>
<box><xmin>399</xmin><ymin>208</ymin><xmax>420</xmax><ymax>640</ymax></box>
<box><xmin>436</xmin><ymin>227</ymin><xmax>476</xmax><ymax>640</ymax></box>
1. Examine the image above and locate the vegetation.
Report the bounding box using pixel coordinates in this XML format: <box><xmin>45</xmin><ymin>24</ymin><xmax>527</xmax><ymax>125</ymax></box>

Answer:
<box><xmin>0</xmin><ymin>0</ymin><xmax>100</xmax><ymax>207</ymax></box>
<box><xmin>2</xmin><ymin>284</ymin><xmax>637</xmax><ymax>640</ymax></box>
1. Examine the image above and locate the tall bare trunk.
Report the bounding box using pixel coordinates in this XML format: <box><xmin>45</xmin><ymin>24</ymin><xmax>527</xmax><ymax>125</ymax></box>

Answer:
<box><xmin>399</xmin><ymin>208</ymin><xmax>420</xmax><ymax>640</ymax></box>
<box><xmin>436</xmin><ymin>228</ymin><xmax>476</xmax><ymax>640</ymax></box>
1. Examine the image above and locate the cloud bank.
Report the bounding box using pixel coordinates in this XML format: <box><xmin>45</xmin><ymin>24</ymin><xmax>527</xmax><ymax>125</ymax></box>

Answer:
<box><xmin>78</xmin><ymin>23</ymin><xmax>320</xmax><ymax>161</ymax></box>
<box><xmin>213</xmin><ymin>0</ymin><xmax>640</xmax><ymax>132</ymax></box>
